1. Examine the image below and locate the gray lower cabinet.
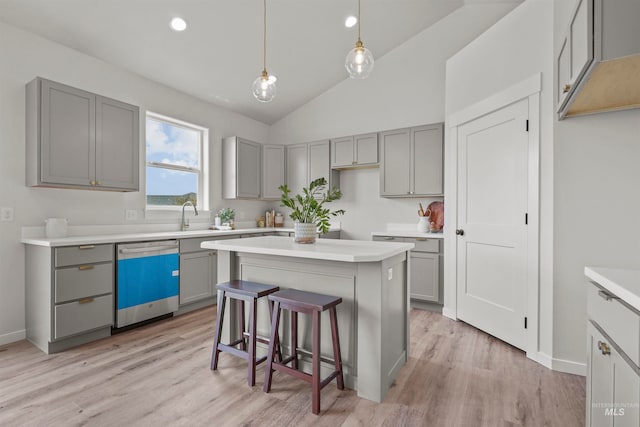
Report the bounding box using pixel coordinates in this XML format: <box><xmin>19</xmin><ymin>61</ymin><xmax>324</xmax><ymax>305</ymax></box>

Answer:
<box><xmin>222</xmin><ymin>136</ymin><xmax>262</xmax><ymax>199</ymax></box>
<box><xmin>373</xmin><ymin>235</ymin><xmax>443</xmax><ymax>303</ymax></box>
<box><xmin>179</xmin><ymin>237</ymin><xmax>221</xmax><ymax>306</ymax></box>
<box><xmin>380</xmin><ymin>123</ymin><xmax>443</xmax><ymax>197</ymax></box>
<box><xmin>26</xmin><ymin>77</ymin><xmax>139</xmax><ymax>191</ymax></box>
<box><xmin>586</xmin><ymin>282</ymin><xmax>640</xmax><ymax>426</ymax></box>
<box><xmin>25</xmin><ymin>243</ymin><xmax>114</xmax><ymax>354</ymax></box>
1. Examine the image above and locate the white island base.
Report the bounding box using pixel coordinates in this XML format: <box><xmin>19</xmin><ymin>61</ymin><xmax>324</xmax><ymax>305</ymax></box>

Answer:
<box><xmin>202</xmin><ymin>236</ymin><xmax>414</xmax><ymax>403</ymax></box>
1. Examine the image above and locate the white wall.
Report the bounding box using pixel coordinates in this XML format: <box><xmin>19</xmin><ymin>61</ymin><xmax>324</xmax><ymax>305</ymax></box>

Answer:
<box><xmin>552</xmin><ymin>1</ymin><xmax>640</xmax><ymax>366</ymax></box>
<box><xmin>444</xmin><ymin>0</ymin><xmax>554</xmax><ymax>360</ymax></box>
<box><xmin>268</xmin><ymin>3</ymin><xmax>519</xmax><ymax>241</ymax></box>
<box><xmin>0</xmin><ymin>22</ymin><xmax>275</xmax><ymax>345</ymax></box>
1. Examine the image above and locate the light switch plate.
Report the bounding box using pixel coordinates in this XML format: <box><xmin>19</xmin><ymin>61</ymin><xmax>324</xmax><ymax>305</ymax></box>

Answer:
<box><xmin>1</xmin><ymin>207</ymin><xmax>14</xmax><ymax>222</ymax></box>
<box><xmin>125</xmin><ymin>209</ymin><xmax>137</xmax><ymax>221</ymax></box>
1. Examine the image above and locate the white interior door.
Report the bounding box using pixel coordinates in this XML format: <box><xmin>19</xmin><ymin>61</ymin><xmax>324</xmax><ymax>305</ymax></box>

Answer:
<box><xmin>456</xmin><ymin>99</ymin><xmax>529</xmax><ymax>351</ymax></box>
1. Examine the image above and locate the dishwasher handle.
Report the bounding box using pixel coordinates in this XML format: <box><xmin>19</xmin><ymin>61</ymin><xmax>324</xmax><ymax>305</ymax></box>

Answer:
<box><xmin>119</xmin><ymin>244</ymin><xmax>178</xmax><ymax>255</ymax></box>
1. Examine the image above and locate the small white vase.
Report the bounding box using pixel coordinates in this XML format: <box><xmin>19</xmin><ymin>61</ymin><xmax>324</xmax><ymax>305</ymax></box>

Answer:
<box><xmin>417</xmin><ymin>217</ymin><xmax>429</xmax><ymax>233</ymax></box>
<box><xmin>294</xmin><ymin>222</ymin><xmax>317</xmax><ymax>244</ymax></box>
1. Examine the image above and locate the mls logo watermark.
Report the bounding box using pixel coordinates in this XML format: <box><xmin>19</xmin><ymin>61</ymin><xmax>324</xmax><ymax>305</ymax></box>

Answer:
<box><xmin>593</xmin><ymin>402</ymin><xmax>639</xmax><ymax>417</ymax></box>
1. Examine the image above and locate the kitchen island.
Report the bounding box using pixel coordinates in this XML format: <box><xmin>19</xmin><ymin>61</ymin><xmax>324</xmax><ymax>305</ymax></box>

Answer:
<box><xmin>201</xmin><ymin>236</ymin><xmax>414</xmax><ymax>403</ymax></box>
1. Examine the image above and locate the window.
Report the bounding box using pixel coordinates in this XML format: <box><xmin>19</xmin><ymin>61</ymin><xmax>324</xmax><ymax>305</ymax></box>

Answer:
<box><xmin>145</xmin><ymin>112</ymin><xmax>208</xmax><ymax>209</ymax></box>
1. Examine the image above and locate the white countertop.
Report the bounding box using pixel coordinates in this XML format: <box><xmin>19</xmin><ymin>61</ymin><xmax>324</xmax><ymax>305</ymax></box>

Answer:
<box><xmin>585</xmin><ymin>267</ymin><xmax>640</xmax><ymax>312</ymax></box>
<box><xmin>371</xmin><ymin>230</ymin><xmax>444</xmax><ymax>239</ymax></box>
<box><xmin>202</xmin><ymin>236</ymin><xmax>414</xmax><ymax>263</ymax></box>
<box><xmin>20</xmin><ymin>227</ymin><xmax>300</xmax><ymax>247</ymax></box>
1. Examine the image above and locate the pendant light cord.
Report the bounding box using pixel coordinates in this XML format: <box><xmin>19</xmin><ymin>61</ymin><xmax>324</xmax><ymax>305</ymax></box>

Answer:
<box><xmin>263</xmin><ymin>0</ymin><xmax>267</xmax><ymax>73</ymax></box>
<box><xmin>357</xmin><ymin>0</ymin><xmax>361</xmax><ymax>42</ymax></box>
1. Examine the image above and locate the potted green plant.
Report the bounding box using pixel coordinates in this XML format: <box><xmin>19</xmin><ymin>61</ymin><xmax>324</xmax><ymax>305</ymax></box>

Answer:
<box><xmin>218</xmin><ymin>208</ymin><xmax>235</xmax><ymax>229</ymax></box>
<box><xmin>279</xmin><ymin>177</ymin><xmax>345</xmax><ymax>244</ymax></box>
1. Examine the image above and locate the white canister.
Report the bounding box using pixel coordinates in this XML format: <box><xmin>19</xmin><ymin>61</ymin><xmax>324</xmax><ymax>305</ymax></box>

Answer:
<box><xmin>45</xmin><ymin>218</ymin><xmax>69</xmax><ymax>238</ymax></box>
<box><xmin>417</xmin><ymin>216</ymin><xmax>429</xmax><ymax>233</ymax></box>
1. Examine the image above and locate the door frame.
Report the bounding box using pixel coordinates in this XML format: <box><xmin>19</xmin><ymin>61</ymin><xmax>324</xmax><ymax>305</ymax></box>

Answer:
<box><xmin>445</xmin><ymin>73</ymin><xmax>541</xmax><ymax>362</ymax></box>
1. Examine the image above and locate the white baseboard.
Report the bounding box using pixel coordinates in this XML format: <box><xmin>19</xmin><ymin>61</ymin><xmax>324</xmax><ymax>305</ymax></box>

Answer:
<box><xmin>551</xmin><ymin>356</ymin><xmax>586</xmax><ymax>376</ymax></box>
<box><xmin>442</xmin><ymin>307</ymin><xmax>457</xmax><ymax>320</ymax></box>
<box><xmin>0</xmin><ymin>329</ymin><xmax>26</xmax><ymax>346</ymax></box>
<box><xmin>533</xmin><ymin>351</ymin><xmax>553</xmax><ymax>369</ymax></box>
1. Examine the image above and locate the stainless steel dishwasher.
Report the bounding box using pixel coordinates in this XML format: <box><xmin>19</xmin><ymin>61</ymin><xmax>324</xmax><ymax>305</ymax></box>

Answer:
<box><xmin>116</xmin><ymin>240</ymin><xmax>179</xmax><ymax>328</ymax></box>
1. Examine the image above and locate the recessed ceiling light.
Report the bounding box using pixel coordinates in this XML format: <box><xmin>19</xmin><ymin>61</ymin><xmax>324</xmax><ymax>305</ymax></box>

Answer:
<box><xmin>345</xmin><ymin>16</ymin><xmax>357</xmax><ymax>28</ymax></box>
<box><xmin>170</xmin><ymin>17</ymin><xmax>187</xmax><ymax>32</ymax></box>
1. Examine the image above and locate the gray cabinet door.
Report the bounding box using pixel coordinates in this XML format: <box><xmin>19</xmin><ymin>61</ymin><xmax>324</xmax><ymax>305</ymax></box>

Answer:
<box><xmin>95</xmin><ymin>96</ymin><xmax>139</xmax><ymax>190</ymax></box>
<box><xmin>587</xmin><ymin>322</ymin><xmax>614</xmax><ymax>427</ymax></box>
<box><xmin>409</xmin><ymin>251</ymin><xmax>439</xmax><ymax>302</ymax></box>
<box><xmin>380</xmin><ymin>128</ymin><xmax>411</xmax><ymax>196</ymax></box>
<box><xmin>179</xmin><ymin>251</ymin><xmax>216</xmax><ymax>306</ymax></box>
<box><xmin>236</xmin><ymin>138</ymin><xmax>261</xmax><ymax>198</ymax></box>
<box><xmin>308</xmin><ymin>140</ymin><xmax>330</xmax><ymax>183</ymax></box>
<box><xmin>612</xmin><ymin>349</ymin><xmax>640</xmax><ymax>426</ymax></box>
<box><xmin>40</xmin><ymin>79</ymin><xmax>95</xmax><ymax>187</ymax></box>
<box><xmin>262</xmin><ymin>144</ymin><xmax>285</xmax><ymax>200</ymax></box>
<box><xmin>331</xmin><ymin>136</ymin><xmax>354</xmax><ymax>168</ymax></box>
<box><xmin>412</xmin><ymin>124</ymin><xmax>443</xmax><ymax>196</ymax></box>
<box><xmin>354</xmin><ymin>133</ymin><xmax>378</xmax><ymax>165</ymax></box>
<box><xmin>286</xmin><ymin>143</ymin><xmax>308</xmax><ymax>195</ymax></box>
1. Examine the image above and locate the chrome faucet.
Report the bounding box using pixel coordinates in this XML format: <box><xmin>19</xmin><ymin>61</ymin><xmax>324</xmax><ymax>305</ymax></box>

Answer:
<box><xmin>181</xmin><ymin>201</ymin><xmax>199</xmax><ymax>231</ymax></box>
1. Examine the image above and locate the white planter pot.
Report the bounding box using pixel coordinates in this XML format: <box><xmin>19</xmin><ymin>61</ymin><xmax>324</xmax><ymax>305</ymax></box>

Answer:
<box><xmin>294</xmin><ymin>222</ymin><xmax>317</xmax><ymax>244</ymax></box>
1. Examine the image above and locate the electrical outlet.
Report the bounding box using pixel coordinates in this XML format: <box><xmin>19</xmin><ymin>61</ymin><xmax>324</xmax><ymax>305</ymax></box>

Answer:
<box><xmin>1</xmin><ymin>207</ymin><xmax>14</xmax><ymax>222</ymax></box>
<box><xmin>125</xmin><ymin>209</ymin><xmax>137</xmax><ymax>221</ymax></box>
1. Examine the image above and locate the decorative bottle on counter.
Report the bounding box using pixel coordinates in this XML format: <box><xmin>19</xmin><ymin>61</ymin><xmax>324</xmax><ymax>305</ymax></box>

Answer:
<box><xmin>275</xmin><ymin>212</ymin><xmax>284</xmax><ymax>227</ymax></box>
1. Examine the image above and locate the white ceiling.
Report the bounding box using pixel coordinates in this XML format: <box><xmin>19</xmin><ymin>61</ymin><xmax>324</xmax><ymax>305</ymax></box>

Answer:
<box><xmin>0</xmin><ymin>0</ymin><xmax>519</xmax><ymax>124</ymax></box>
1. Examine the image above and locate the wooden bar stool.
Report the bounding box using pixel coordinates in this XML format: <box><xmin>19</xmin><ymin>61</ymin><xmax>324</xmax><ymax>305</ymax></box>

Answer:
<box><xmin>211</xmin><ymin>280</ymin><xmax>280</xmax><ymax>386</ymax></box>
<box><xmin>263</xmin><ymin>289</ymin><xmax>344</xmax><ymax>415</ymax></box>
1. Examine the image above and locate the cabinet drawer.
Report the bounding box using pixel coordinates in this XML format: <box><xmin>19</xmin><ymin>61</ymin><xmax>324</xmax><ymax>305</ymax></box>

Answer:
<box><xmin>405</xmin><ymin>238</ymin><xmax>440</xmax><ymax>253</ymax></box>
<box><xmin>372</xmin><ymin>236</ymin><xmax>402</xmax><ymax>242</ymax></box>
<box><xmin>55</xmin><ymin>244</ymin><xmax>113</xmax><ymax>267</ymax></box>
<box><xmin>54</xmin><ymin>294</ymin><xmax>113</xmax><ymax>340</ymax></box>
<box><xmin>54</xmin><ymin>263</ymin><xmax>113</xmax><ymax>303</ymax></box>
<box><xmin>588</xmin><ymin>282</ymin><xmax>640</xmax><ymax>366</ymax></box>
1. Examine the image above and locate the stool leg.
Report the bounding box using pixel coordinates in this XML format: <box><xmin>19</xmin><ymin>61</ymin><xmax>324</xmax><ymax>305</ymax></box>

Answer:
<box><xmin>291</xmin><ymin>310</ymin><xmax>298</xmax><ymax>369</ymax></box>
<box><xmin>247</xmin><ymin>297</ymin><xmax>257</xmax><ymax>386</ymax></box>
<box><xmin>268</xmin><ymin>300</ymin><xmax>282</xmax><ymax>363</ymax></box>
<box><xmin>263</xmin><ymin>300</ymin><xmax>281</xmax><ymax>393</ymax></box>
<box><xmin>237</xmin><ymin>299</ymin><xmax>246</xmax><ymax>351</ymax></box>
<box><xmin>211</xmin><ymin>289</ymin><xmax>226</xmax><ymax>370</ymax></box>
<box><xmin>311</xmin><ymin>310</ymin><xmax>321</xmax><ymax>415</ymax></box>
<box><xmin>329</xmin><ymin>307</ymin><xmax>344</xmax><ymax>390</ymax></box>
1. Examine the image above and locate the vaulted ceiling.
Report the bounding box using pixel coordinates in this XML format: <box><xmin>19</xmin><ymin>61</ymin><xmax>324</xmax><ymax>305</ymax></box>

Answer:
<box><xmin>0</xmin><ymin>0</ymin><xmax>521</xmax><ymax>124</ymax></box>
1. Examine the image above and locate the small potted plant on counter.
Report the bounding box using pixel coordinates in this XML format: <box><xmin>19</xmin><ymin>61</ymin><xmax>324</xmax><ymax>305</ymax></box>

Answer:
<box><xmin>279</xmin><ymin>177</ymin><xmax>345</xmax><ymax>244</ymax></box>
<box><xmin>218</xmin><ymin>208</ymin><xmax>235</xmax><ymax>229</ymax></box>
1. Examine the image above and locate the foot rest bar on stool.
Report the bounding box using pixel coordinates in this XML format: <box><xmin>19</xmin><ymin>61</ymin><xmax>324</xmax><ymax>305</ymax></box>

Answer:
<box><xmin>211</xmin><ymin>280</ymin><xmax>280</xmax><ymax>387</ymax></box>
<box><xmin>263</xmin><ymin>288</ymin><xmax>344</xmax><ymax>415</ymax></box>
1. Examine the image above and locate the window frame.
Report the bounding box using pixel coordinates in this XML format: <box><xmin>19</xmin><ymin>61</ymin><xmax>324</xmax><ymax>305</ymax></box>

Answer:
<box><xmin>144</xmin><ymin>111</ymin><xmax>209</xmax><ymax>212</ymax></box>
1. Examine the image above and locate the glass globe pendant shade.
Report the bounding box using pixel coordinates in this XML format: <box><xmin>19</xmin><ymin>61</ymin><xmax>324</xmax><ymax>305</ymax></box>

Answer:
<box><xmin>252</xmin><ymin>70</ymin><xmax>277</xmax><ymax>103</ymax></box>
<box><xmin>345</xmin><ymin>40</ymin><xmax>374</xmax><ymax>79</ymax></box>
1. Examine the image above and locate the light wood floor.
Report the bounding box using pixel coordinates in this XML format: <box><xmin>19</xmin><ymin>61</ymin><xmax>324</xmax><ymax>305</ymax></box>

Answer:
<box><xmin>0</xmin><ymin>307</ymin><xmax>585</xmax><ymax>426</ymax></box>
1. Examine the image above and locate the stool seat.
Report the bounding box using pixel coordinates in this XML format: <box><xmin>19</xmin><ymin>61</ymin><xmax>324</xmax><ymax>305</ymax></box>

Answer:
<box><xmin>263</xmin><ymin>288</ymin><xmax>344</xmax><ymax>415</ymax></box>
<box><xmin>268</xmin><ymin>289</ymin><xmax>342</xmax><ymax>312</ymax></box>
<box><xmin>216</xmin><ymin>280</ymin><xmax>279</xmax><ymax>298</ymax></box>
<box><xmin>211</xmin><ymin>280</ymin><xmax>280</xmax><ymax>387</ymax></box>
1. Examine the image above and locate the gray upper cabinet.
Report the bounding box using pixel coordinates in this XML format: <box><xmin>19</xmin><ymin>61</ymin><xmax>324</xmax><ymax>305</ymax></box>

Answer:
<box><xmin>558</xmin><ymin>0</ymin><xmax>640</xmax><ymax>118</ymax></box>
<box><xmin>262</xmin><ymin>144</ymin><xmax>285</xmax><ymax>200</ymax></box>
<box><xmin>380</xmin><ymin>123</ymin><xmax>443</xmax><ymax>197</ymax></box>
<box><xmin>286</xmin><ymin>143</ymin><xmax>308</xmax><ymax>196</ymax></box>
<box><xmin>330</xmin><ymin>133</ymin><xmax>378</xmax><ymax>169</ymax></box>
<box><xmin>26</xmin><ymin>77</ymin><xmax>139</xmax><ymax>191</ymax></box>
<box><xmin>308</xmin><ymin>140</ymin><xmax>339</xmax><ymax>191</ymax></box>
<box><xmin>222</xmin><ymin>136</ymin><xmax>261</xmax><ymax>199</ymax></box>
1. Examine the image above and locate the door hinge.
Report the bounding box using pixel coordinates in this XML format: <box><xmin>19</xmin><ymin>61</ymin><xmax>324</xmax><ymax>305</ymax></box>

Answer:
<box><xmin>525</xmin><ymin>120</ymin><xmax>529</xmax><ymax>132</ymax></box>
<box><xmin>524</xmin><ymin>317</ymin><xmax>528</xmax><ymax>329</ymax></box>
<box><xmin>525</xmin><ymin>213</ymin><xmax>528</xmax><ymax>225</ymax></box>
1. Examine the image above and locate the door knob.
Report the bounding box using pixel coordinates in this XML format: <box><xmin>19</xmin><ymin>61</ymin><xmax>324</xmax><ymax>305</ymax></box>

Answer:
<box><xmin>455</xmin><ymin>229</ymin><xmax>464</xmax><ymax>236</ymax></box>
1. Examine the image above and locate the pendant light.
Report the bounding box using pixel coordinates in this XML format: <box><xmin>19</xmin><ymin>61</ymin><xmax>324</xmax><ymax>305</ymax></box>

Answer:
<box><xmin>252</xmin><ymin>0</ymin><xmax>276</xmax><ymax>102</ymax></box>
<box><xmin>345</xmin><ymin>0</ymin><xmax>374</xmax><ymax>79</ymax></box>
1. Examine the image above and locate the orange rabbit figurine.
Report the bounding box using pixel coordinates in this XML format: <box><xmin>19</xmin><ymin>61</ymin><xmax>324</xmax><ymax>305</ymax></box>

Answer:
<box><xmin>425</xmin><ymin>201</ymin><xmax>444</xmax><ymax>232</ymax></box>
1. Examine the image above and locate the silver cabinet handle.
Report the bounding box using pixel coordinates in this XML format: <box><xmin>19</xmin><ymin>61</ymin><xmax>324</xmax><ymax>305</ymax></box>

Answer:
<box><xmin>78</xmin><ymin>245</ymin><xmax>95</xmax><ymax>250</ymax></box>
<box><xmin>597</xmin><ymin>290</ymin><xmax>619</xmax><ymax>301</ymax></box>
